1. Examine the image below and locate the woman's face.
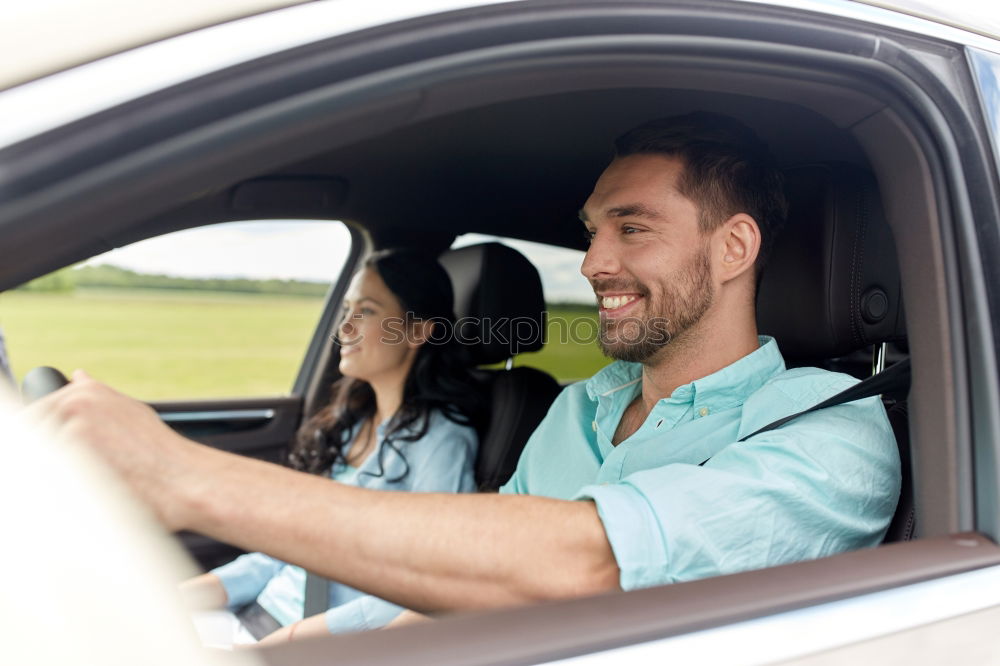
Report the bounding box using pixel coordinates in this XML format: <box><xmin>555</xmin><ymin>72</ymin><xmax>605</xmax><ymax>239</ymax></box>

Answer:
<box><xmin>337</xmin><ymin>267</ymin><xmax>419</xmax><ymax>386</ymax></box>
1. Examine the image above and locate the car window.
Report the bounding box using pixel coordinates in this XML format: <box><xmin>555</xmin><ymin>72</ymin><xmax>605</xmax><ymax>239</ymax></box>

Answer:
<box><xmin>0</xmin><ymin>220</ymin><xmax>352</xmax><ymax>400</ymax></box>
<box><xmin>451</xmin><ymin>233</ymin><xmax>609</xmax><ymax>382</ymax></box>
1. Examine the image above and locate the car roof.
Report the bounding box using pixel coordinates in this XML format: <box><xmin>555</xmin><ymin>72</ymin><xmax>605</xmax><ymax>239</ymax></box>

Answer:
<box><xmin>0</xmin><ymin>0</ymin><xmax>310</xmax><ymax>91</ymax></box>
<box><xmin>853</xmin><ymin>0</ymin><xmax>1000</xmax><ymax>42</ymax></box>
<box><xmin>4</xmin><ymin>0</ymin><xmax>998</xmax><ymax>95</ymax></box>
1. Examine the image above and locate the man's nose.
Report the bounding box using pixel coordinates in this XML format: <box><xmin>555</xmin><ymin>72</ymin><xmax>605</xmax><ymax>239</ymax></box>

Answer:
<box><xmin>580</xmin><ymin>229</ymin><xmax>620</xmax><ymax>279</ymax></box>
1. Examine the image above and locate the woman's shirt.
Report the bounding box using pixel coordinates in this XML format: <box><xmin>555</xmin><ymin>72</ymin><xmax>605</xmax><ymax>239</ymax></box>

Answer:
<box><xmin>211</xmin><ymin>408</ymin><xmax>478</xmax><ymax>633</ymax></box>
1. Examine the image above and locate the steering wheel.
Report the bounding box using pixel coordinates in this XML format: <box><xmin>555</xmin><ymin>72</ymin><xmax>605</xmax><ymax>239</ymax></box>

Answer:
<box><xmin>21</xmin><ymin>366</ymin><xmax>70</xmax><ymax>402</ymax></box>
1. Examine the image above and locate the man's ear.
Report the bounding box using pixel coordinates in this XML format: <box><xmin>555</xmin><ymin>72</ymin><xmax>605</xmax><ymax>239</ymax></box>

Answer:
<box><xmin>717</xmin><ymin>213</ymin><xmax>760</xmax><ymax>284</ymax></box>
<box><xmin>407</xmin><ymin>319</ymin><xmax>437</xmax><ymax>349</ymax></box>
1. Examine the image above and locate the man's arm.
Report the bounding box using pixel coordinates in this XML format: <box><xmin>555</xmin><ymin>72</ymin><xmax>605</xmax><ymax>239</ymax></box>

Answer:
<box><xmin>385</xmin><ymin>609</ymin><xmax>431</xmax><ymax>628</ymax></box>
<box><xmin>30</xmin><ymin>372</ymin><xmax>620</xmax><ymax>612</ymax></box>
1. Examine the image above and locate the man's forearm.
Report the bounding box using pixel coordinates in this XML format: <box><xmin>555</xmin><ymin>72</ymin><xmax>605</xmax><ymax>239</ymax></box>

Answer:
<box><xmin>178</xmin><ymin>444</ymin><xmax>620</xmax><ymax>611</ymax></box>
<box><xmin>32</xmin><ymin>375</ymin><xmax>619</xmax><ymax>612</ymax></box>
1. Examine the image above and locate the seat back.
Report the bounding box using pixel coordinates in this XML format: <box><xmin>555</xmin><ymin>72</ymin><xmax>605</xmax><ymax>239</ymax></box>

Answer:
<box><xmin>758</xmin><ymin>163</ymin><xmax>912</xmax><ymax>542</ymax></box>
<box><xmin>439</xmin><ymin>243</ymin><xmax>560</xmax><ymax>490</ymax></box>
<box><xmin>475</xmin><ymin>366</ymin><xmax>561</xmax><ymax>490</ymax></box>
<box><xmin>758</xmin><ymin>164</ymin><xmax>906</xmax><ymax>361</ymax></box>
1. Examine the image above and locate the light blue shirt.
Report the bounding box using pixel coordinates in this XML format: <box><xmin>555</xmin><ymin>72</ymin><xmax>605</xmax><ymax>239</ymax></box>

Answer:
<box><xmin>213</xmin><ymin>408</ymin><xmax>478</xmax><ymax>634</ymax></box>
<box><xmin>501</xmin><ymin>336</ymin><xmax>900</xmax><ymax>590</ymax></box>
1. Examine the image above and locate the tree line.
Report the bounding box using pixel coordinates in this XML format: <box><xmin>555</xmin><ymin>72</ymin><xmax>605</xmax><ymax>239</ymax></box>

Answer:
<box><xmin>17</xmin><ymin>264</ymin><xmax>329</xmax><ymax>297</ymax></box>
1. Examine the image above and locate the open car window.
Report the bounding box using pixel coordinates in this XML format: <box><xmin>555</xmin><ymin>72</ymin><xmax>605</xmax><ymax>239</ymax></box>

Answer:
<box><xmin>0</xmin><ymin>220</ymin><xmax>352</xmax><ymax>400</ymax></box>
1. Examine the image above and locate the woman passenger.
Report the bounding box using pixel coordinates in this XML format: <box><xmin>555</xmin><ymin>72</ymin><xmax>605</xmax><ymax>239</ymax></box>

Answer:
<box><xmin>182</xmin><ymin>249</ymin><xmax>482</xmax><ymax>645</ymax></box>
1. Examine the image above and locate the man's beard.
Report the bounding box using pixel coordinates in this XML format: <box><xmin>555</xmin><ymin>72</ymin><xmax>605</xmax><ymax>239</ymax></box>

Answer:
<box><xmin>595</xmin><ymin>246</ymin><xmax>714</xmax><ymax>363</ymax></box>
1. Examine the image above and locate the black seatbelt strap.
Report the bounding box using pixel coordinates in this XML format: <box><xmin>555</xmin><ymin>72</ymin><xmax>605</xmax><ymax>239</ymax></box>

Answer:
<box><xmin>303</xmin><ymin>572</ymin><xmax>330</xmax><ymax>618</ymax></box>
<box><xmin>235</xmin><ymin>600</ymin><xmax>282</xmax><ymax>640</ymax></box>
<box><xmin>699</xmin><ymin>358</ymin><xmax>911</xmax><ymax>466</ymax></box>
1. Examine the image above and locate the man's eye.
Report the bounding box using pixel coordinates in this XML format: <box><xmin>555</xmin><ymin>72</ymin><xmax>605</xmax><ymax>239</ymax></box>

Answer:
<box><xmin>582</xmin><ymin>229</ymin><xmax>596</xmax><ymax>244</ymax></box>
<box><xmin>623</xmin><ymin>225</ymin><xmax>640</xmax><ymax>235</ymax></box>
<box><xmin>360</xmin><ymin>307</ymin><xmax>375</xmax><ymax>316</ymax></box>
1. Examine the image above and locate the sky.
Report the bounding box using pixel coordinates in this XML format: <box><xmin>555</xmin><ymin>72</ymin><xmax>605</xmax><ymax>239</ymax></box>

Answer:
<box><xmin>83</xmin><ymin>221</ymin><xmax>353</xmax><ymax>283</ymax></box>
<box><xmin>84</xmin><ymin>221</ymin><xmax>596</xmax><ymax>304</ymax></box>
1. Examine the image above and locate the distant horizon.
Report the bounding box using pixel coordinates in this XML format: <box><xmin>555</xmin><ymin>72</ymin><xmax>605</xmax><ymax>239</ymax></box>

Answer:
<box><xmin>66</xmin><ymin>262</ymin><xmax>595</xmax><ymax>306</ymax></box>
<box><xmin>81</xmin><ymin>222</ymin><xmax>597</xmax><ymax>304</ymax></box>
<box><xmin>72</xmin><ymin>262</ymin><xmax>332</xmax><ymax>285</ymax></box>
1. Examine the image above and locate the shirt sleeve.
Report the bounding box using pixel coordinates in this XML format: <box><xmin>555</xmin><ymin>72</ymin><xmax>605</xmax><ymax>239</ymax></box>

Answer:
<box><xmin>576</xmin><ymin>395</ymin><xmax>900</xmax><ymax>590</ymax></box>
<box><xmin>499</xmin><ymin>383</ymin><xmax>587</xmax><ymax>497</ymax></box>
<box><xmin>499</xmin><ymin>384</ymin><xmax>570</xmax><ymax>495</ymax></box>
<box><xmin>323</xmin><ymin>595</ymin><xmax>405</xmax><ymax>634</ymax></box>
<box><xmin>210</xmin><ymin>552</ymin><xmax>286</xmax><ymax>610</ymax></box>
<box><xmin>498</xmin><ymin>423</ymin><xmax>535</xmax><ymax>495</ymax></box>
<box><xmin>498</xmin><ymin>467</ymin><xmax>526</xmax><ymax>495</ymax></box>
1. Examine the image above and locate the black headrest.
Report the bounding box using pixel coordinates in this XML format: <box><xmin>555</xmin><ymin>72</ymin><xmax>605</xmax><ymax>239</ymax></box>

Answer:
<box><xmin>757</xmin><ymin>163</ymin><xmax>906</xmax><ymax>361</ymax></box>
<box><xmin>439</xmin><ymin>242</ymin><xmax>547</xmax><ymax>365</ymax></box>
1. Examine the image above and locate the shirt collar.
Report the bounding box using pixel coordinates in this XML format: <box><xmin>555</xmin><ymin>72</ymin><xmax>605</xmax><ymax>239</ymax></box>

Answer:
<box><xmin>585</xmin><ymin>336</ymin><xmax>786</xmax><ymax>412</ymax></box>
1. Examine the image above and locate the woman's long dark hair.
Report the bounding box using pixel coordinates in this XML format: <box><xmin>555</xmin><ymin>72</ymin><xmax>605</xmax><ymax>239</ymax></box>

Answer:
<box><xmin>289</xmin><ymin>249</ymin><xmax>483</xmax><ymax>480</ymax></box>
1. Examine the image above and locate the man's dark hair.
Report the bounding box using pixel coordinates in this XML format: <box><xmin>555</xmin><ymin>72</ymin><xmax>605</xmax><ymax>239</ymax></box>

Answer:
<box><xmin>613</xmin><ymin>111</ymin><xmax>788</xmax><ymax>274</ymax></box>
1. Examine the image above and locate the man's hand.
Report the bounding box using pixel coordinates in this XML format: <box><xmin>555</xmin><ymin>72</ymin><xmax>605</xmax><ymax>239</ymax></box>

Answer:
<box><xmin>25</xmin><ymin>370</ymin><xmax>206</xmax><ymax>530</ymax></box>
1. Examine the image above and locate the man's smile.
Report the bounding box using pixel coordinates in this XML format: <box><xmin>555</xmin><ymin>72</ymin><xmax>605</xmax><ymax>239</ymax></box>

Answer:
<box><xmin>597</xmin><ymin>293</ymin><xmax>643</xmax><ymax>317</ymax></box>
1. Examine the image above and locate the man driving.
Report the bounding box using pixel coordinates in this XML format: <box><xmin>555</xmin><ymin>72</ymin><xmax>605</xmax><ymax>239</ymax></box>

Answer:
<box><xmin>29</xmin><ymin>111</ymin><xmax>900</xmax><ymax>635</ymax></box>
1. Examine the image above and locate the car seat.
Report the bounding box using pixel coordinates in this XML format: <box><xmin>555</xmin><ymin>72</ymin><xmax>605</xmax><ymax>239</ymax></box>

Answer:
<box><xmin>757</xmin><ymin>162</ymin><xmax>913</xmax><ymax>542</ymax></box>
<box><xmin>439</xmin><ymin>242</ymin><xmax>562</xmax><ymax>491</ymax></box>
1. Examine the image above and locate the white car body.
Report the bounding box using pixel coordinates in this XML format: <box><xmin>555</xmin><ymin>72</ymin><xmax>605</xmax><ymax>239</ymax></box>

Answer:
<box><xmin>3</xmin><ymin>1</ymin><xmax>1000</xmax><ymax>664</ymax></box>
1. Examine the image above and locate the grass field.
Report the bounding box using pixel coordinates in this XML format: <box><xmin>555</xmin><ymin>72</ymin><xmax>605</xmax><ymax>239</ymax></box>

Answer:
<box><xmin>510</xmin><ymin>306</ymin><xmax>611</xmax><ymax>380</ymax></box>
<box><xmin>0</xmin><ymin>289</ymin><xmax>609</xmax><ymax>400</ymax></box>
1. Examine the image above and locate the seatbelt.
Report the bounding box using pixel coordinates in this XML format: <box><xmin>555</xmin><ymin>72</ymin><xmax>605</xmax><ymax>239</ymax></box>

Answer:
<box><xmin>235</xmin><ymin>600</ymin><xmax>282</xmax><ymax>641</ymax></box>
<box><xmin>303</xmin><ymin>572</ymin><xmax>330</xmax><ymax>618</ymax></box>
<box><xmin>699</xmin><ymin>358</ymin><xmax>911</xmax><ymax>465</ymax></box>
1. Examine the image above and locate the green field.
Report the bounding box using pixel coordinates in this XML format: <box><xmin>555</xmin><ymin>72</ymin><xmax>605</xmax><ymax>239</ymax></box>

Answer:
<box><xmin>509</xmin><ymin>306</ymin><xmax>611</xmax><ymax>380</ymax></box>
<box><xmin>0</xmin><ymin>289</ymin><xmax>609</xmax><ymax>400</ymax></box>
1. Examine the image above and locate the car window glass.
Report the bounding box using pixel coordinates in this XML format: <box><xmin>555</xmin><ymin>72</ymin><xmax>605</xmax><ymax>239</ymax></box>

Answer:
<box><xmin>451</xmin><ymin>233</ymin><xmax>609</xmax><ymax>382</ymax></box>
<box><xmin>0</xmin><ymin>220</ymin><xmax>351</xmax><ymax>400</ymax></box>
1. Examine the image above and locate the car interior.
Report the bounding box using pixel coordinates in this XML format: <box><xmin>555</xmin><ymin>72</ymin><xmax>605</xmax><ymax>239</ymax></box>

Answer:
<box><xmin>3</xmin><ymin>3</ymin><xmax>999</xmax><ymax>660</ymax></box>
<box><xmin>116</xmin><ymin>86</ymin><xmax>937</xmax><ymax>537</ymax></box>
<box><xmin>26</xmin><ymin>92</ymin><xmax>929</xmax><ymax>552</ymax></box>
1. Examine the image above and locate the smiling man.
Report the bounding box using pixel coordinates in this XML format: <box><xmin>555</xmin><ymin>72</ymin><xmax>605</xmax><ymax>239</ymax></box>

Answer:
<box><xmin>500</xmin><ymin>114</ymin><xmax>899</xmax><ymax>589</ymax></box>
<box><xmin>32</xmin><ymin>112</ymin><xmax>900</xmax><ymax>633</ymax></box>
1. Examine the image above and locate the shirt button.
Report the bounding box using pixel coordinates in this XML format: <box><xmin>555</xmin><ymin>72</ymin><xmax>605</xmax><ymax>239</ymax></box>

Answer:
<box><xmin>699</xmin><ymin>407</ymin><xmax>709</xmax><ymax>417</ymax></box>
<box><xmin>592</xmin><ymin>420</ymin><xmax>598</xmax><ymax>432</ymax></box>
